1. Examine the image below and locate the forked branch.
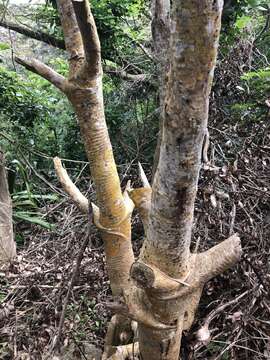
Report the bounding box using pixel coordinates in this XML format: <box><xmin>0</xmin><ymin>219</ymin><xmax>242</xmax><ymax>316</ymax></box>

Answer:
<box><xmin>56</xmin><ymin>0</ymin><xmax>84</xmax><ymax>75</ymax></box>
<box><xmin>72</xmin><ymin>0</ymin><xmax>101</xmax><ymax>72</ymax></box>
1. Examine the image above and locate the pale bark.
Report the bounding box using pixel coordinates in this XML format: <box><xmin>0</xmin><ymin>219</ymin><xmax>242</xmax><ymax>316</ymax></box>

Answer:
<box><xmin>16</xmin><ymin>0</ymin><xmax>134</xmax><ymax>296</ymax></box>
<box><xmin>53</xmin><ymin>157</ymin><xmax>88</xmax><ymax>214</ymax></box>
<box><xmin>56</xmin><ymin>0</ymin><xmax>135</xmax><ymax>296</ymax></box>
<box><xmin>129</xmin><ymin>1</ymin><xmax>241</xmax><ymax>359</ymax></box>
<box><xmin>144</xmin><ymin>0</ymin><xmax>225</xmax><ymax>278</ymax></box>
<box><xmin>0</xmin><ymin>151</ymin><xmax>16</xmax><ymax>264</ymax></box>
<box><xmin>14</xmin><ymin>57</ymin><xmax>66</xmax><ymax>91</ymax></box>
<box><xmin>151</xmin><ymin>0</ymin><xmax>170</xmax><ymax>177</ymax></box>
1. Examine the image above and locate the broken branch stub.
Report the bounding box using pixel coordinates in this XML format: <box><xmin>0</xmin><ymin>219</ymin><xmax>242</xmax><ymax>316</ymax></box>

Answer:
<box><xmin>53</xmin><ymin>157</ymin><xmax>89</xmax><ymax>214</ymax></box>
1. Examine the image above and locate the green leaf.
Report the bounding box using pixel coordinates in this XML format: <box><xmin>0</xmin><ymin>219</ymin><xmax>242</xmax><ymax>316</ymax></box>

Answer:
<box><xmin>247</xmin><ymin>0</ymin><xmax>260</xmax><ymax>7</ymax></box>
<box><xmin>12</xmin><ymin>199</ymin><xmax>38</xmax><ymax>208</ymax></box>
<box><xmin>14</xmin><ymin>212</ymin><xmax>55</xmax><ymax>230</ymax></box>
<box><xmin>12</xmin><ymin>192</ymin><xmax>58</xmax><ymax>202</ymax></box>
<box><xmin>235</xmin><ymin>15</ymin><xmax>252</xmax><ymax>30</ymax></box>
<box><xmin>0</xmin><ymin>42</ymin><xmax>10</xmax><ymax>51</ymax></box>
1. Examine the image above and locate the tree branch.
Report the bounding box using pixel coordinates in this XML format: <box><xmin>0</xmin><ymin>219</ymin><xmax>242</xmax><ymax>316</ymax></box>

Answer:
<box><xmin>14</xmin><ymin>57</ymin><xmax>66</xmax><ymax>92</ymax></box>
<box><xmin>103</xmin><ymin>65</ymin><xmax>147</xmax><ymax>82</ymax></box>
<box><xmin>0</xmin><ymin>20</ymin><xmax>66</xmax><ymax>49</ymax></box>
<box><xmin>72</xmin><ymin>0</ymin><xmax>101</xmax><ymax>74</ymax></box>
<box><xmin>197</xmin><ymin>234</ymin><xmax>242</xmax><ymax>284</ymax></box>
<box><xmin>138</xmin><ymin>162</ymin><xmax>151</xmax><ymax>188</ymax></box>
<box><xmin>56</xmin><ymin>0</ymin><xmax>84</xmax><ymax>75</ymax></box>
<box><xmin>0</xmin><ymin>19</ymin><xmax>147</xmax><ymax>82</ymax></box>
<box><xmin>53</xmin><ymin>157</ymin><xmax>89</xmax><ymax>214</ymax></box>
<box><xmin>128</xmin><ymin>188</ymin><xmax>151</xmax><ymax>231</ymax></box>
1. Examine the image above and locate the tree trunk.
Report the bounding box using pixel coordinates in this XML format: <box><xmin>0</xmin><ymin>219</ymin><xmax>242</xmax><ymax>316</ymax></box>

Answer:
<box><xmin>15</xmin><ymin>1</ymin><xmax>242</xmax><ymax>359</ymax></box>
<box><xmin>130</xmin><ymin>1</ymin><xmax>241</xmax><ymax>359</ymax></box>
<box><xmin>0</xmin><ymin>151</ymin><xmax>16</xmax><ymax>265</ymax></box>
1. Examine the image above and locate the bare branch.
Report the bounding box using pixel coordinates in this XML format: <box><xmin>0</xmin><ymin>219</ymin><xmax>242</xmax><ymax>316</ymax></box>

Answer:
<box><xmin>72</xmin><ymin>0</ymin><xmax>101</xmax><ymax>74</ymax></box>
<box><xmin>0</xmin><ymin>20</ymin><xmax>65</xmax><ymax>49</ymax></box>
<box><xmin>103</xmin><ymin>65</ymin><xmax>148</xmax><ymax>82</ymax></box>
<box><xmin>56</xmin><ymin>0</ymin><xmax>84</xmax><ymax>75</ymax></box>
<box><xmin>0</xmin><ymin>17</ymin><xmax>147</xmax><ymax>81</ymax></box>
<box><xmin>53</xmin><ymin>157</ymin><xmax>88</xmax><ymax>214</ymax></box>
<box><xmin>15</xmin><ymin>57</ymin><xmax>66</xmax><ymax>92</ymax></box>
<box><xmin>198</xmin><ymin>234</ymin><xmax>242</xmax><ymax>284</ymax></box>
<box><xmin>128</xmin><ymin>188</ymin><xmax>151</xmax><ymax>231</ymax></box>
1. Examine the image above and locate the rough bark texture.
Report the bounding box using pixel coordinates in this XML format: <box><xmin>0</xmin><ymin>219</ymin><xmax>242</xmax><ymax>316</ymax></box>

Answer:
<box><xmin>151</xmin><ymin>0</ymin><xmax>171</xmax><ymax>176</ymax></box>
<box><xmin>151</xmin><ymin>0</ymin><xmax>170</xmax><ymax>60</ymax></box>
<box><xmin>0</xmin><ymin>151</ymin><xmax>16</xmax><ymax>265</ymax></box>
<box><xmin>129</xmin><ymin>2</ymin><xmax>241</xmax><ymax>359</ymax></box>
<box><xmin>144</xmin><ymin>0</ymin><xmax>225</xmax><ymax>278</ymax></box>
<box><xmin>57</xmin><ymin>0</ymin><xmax>134</xmax><ymax>296</ymax></box>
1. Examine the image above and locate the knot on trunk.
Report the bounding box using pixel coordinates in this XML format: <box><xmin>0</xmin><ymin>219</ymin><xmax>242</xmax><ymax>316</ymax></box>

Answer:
<box><xmin>129</xmin><ymin>234</ymin><xmax>242</xmax><ymax>330</ymax></box>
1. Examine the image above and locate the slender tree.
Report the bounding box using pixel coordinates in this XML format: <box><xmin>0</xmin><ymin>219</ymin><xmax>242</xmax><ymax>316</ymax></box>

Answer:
<box><xmin>15</xmin><ymin>0</ymin><xmax>242</xmax><ymax>359</ymax></box>
<box><xmin>0</xmin><ymin>151</ymin><xmax>16</xmax><ymax>264</ymax></box>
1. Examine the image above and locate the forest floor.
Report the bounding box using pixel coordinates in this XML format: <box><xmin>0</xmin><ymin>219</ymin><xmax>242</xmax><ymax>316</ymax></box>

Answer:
<box><xmin>1</xmin><ymin>112</ymin><xmax>270</xmax><ymax>359</ymax></box>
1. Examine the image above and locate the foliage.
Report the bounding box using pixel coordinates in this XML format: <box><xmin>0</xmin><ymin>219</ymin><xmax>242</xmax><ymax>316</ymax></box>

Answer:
<box><xmin>34</xmin><ymin>0</ymin><xmax>149</xmax><ymax>65</ymax></box>
<box><xmin>10</xmin><ymin>159</ymin><xmax>57</xmax><ymax>234</ymax></box>
<box><xmin>221</xmin><ymin>0</ymin><xmax>269</xmax><ymax>49</ymax></box>
<box><xmin>231</xmin><ymin>67</ymin><xmax>270</xmax><ymax>121</ymax></box>
<box><xmin>0</xmin><ymin>64</ymin><xmax>85</xmax><ymax>164</ymax></box>
<box><xmin>0</xmin><ymin>42</ymin><xmax>10</xmax><ymax>51</ymax></box>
